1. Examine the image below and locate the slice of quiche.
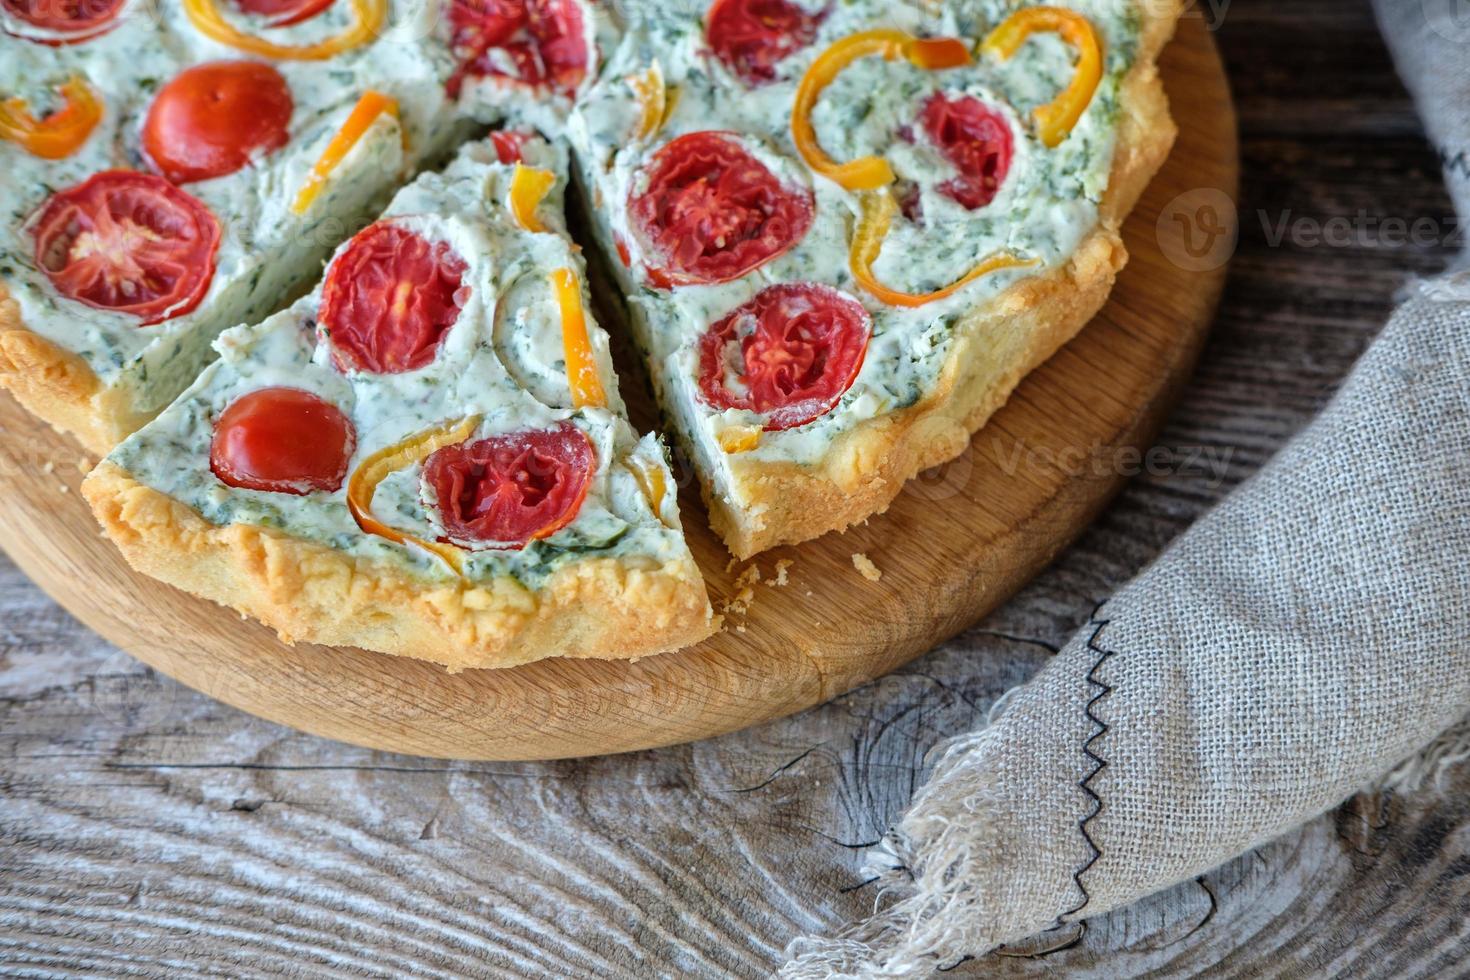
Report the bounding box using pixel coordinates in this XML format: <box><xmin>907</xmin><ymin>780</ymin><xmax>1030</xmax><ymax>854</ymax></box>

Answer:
<box><xmin>568</xmin><ymin>0</ymin><xmax>1181</xmax><ymax>557</ymax></box>
<box><xmin>83</xmin><ymin>137</ymin><xmax>714</xmax><ymax>670</ymax></box>
<box><xmin>0</xmin><ymin>0</ymin><xmax>614</xmax><ymax>453</ymax></box>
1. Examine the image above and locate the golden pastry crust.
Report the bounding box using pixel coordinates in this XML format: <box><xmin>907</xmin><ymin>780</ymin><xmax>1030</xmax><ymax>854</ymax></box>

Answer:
<box><xmin>0</xmin><ymin>286</ymin><xmax>144</xmax><ymax>455</ymax></box>
<box><xmin>707</xmin><ymin>1</ymin><xmax>1184</xmax><ymax>558</ymax></box>
<box><xmin>83</xmin><ymin>461</ymin><xmax>716</xmax><ymax>672</ymax></box>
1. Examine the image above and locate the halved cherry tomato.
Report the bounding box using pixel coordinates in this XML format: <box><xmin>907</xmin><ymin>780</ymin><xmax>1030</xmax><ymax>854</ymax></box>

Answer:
<box><xmin>698</xmin><ymin>282</ymin><xmax>870</xmax><ymax>430</ymax></box>
<box><xmin>628</xmin><ymin>131</ymin><xmax>813</xmax><ymax>288</ymax></box>
<box><xmin>920</xmin><ymin>93</ymin><xmax>1013</xmax><ymax>210</ymax></box>
<box><xmin>32</xmin><ymin>171</ymin><xmax>221</xmax><ymax>325</ymax></box>
<box><xmin>210</xmin><ymin>387</ymin><xmax>356</xmax><ymax>495</ymax></box>
<box><xmin>446</xmin><ymin>0</ymin><xmax>589</xmax><ymax>99</ymax></box>
<box><xmin>424</xmin><ymin>423</ymin><xmax>595</xmax><ymax>549</ymax></box>
<box><xmin>706</xmin><ymin>0</ymin><xmax>826</xmax><ymax>87</ymax></box>
<box><xmin>319</xmin><ymin>222</ymin><xmax>470</xmax><ymax>374</ymax></box>
<box><xmin>231</xmin><ymin>0</ymin><xmax>333</xmax><ymax>27</ymax></box>
<box><xmin>490</xmin><ymin>129</ymin><xmax>533</xmax><ymax>164</ymax></box>
<box><xmin>143</xmin><ymin>62</ymin><xmax>293</xmax><ymax>185</ymax></box>
<box><xmin>1</xmin><ymin>0</ymin><xmax>124</xmax><ymax>43</ymax></box>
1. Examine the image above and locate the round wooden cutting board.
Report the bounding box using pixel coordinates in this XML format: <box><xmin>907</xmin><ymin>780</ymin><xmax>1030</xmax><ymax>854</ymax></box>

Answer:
<box><xmin>0</xmin><ymin>18</ymin><xmax>1235</xmax><ymax>761</ymax></box>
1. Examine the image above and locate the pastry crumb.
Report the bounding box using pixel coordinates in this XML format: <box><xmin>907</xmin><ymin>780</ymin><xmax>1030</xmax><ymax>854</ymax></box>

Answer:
<box><xmin>851</xmin><ymin>552</ymin><xmax>882</xmax><ymax>582</ymax></box>
<box><xmin>57</xmin><ymin>483</ymin><xmax>69</xmax><ymax>494</ymax></box>
<box><xmin>720</xmin><ymin>563</ymin><xmax>763</xmax><ymax>616</ymax></box>
<box><xmin>765</xmin><ymin>559</ymin><xmax>793</xmax><ymax>587</ymax></box>
<box><xmin>42</xmin><ymin>461</ymin><xmax>54</xmax><ymax>474</ymax></box>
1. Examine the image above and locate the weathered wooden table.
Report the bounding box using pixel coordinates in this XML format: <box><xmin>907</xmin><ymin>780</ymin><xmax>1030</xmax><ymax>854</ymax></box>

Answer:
<box><xmin>4</xmin><ymin>1</ymin><xmax>1467</xmax><ymax>975</ymax></box>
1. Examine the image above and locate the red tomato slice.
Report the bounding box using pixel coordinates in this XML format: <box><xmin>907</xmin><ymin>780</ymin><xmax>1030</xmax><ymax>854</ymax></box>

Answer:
<box><xmin>231</xmin><ymin>0</ymin><xmax>334</xmax><ymax>27</ymax></box>
<box><xmin>143</xmin><ymin>62</ymin><xmax>294</xmax><ymax>185</ymax></box>
<box><xmin>211</xmin><ymin>387</ymin><xmax>356</xmax><ymax>495</ymax></box>
<box><xmin>424</xmin><ymin>423</ymin><xmax>595</xmax><ymax>549</ymax></box>
<box><xmin>628</xmin><ymin>131</ymin><xmax>814</xmax><ymax>288</ymax></box>
<box><xmin>446</xmin><ymin>0</ymin><xmax>589</xmax><ymax>99</ymax></box>
<box><xmin>489</xmin><ymin>129</ymin><xmax>533</xmax><ymax>164</ymax></box>
<box><xmin>920</xmin><ymin>93</ymin><xmax>1014</xmax><ymax>210</ymax></box>
<box><xmin>706</xmin><ymin>0</ymin><xmax>826</xmax><ymax>87</ymax></box>
<box><xmin>319</xmin><ymin>222</ymin><xmax>470</xmax><ymax>375</ymax></box>
<box><xmin>1</xmin><ymin>0</ymin><xmax>124</xmax><ymax>43</ymax></box>
<box><xmin>32</xmin><ymin>171</ymin><xmax>221</xmax><ymax>325</ymax></box>
<box><xmin>698</xmin><ymin>282</ymin><xmax>870</xmax><ymax>430</ymax></box>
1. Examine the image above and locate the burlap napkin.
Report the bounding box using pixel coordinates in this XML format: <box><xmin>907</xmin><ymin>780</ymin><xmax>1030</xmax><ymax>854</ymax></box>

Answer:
<box><xmin>781</xmin><ymin>2</ymin><xmax>1470</xmax><ymax>975</ymax></box>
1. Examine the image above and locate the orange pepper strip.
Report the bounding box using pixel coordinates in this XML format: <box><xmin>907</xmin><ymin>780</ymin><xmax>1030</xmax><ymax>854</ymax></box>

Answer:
<box><xmin>548</xmin><ymin>268</ymin><xmax>607</xmax><ymax>410</ymax></box>
<box><xmin>0</xmin><ymin>77</ymin><xmax>102</xmax><ymax>160</ymax></box>
<box><xmin>718</xmin><ymin>425</ymin><xmax>762</xmax><ymax>454</ymax></box>
<box><xmin>982</xmin><ymin>7</ymin><xmax>1102</xmax><ymax>148</ymax></box>
<box><xmin>626</xmin><ymin>64</ymin><xmax>668</xmax><ymax>140</ymax></box>
<box><xmin>909</xmin><ymin>37</ymin><xmax>974</xmax><ymax>69</ymax></box>
<box><xmin>183</xmin><ymin>0</ymin><xmax>386</xmax><ymax>60</ymax></box>
<box><xmin>509</xmin><ymin>165</ymin><xmax>556</xmax><ymax>233</ymax></box>
<box><xmin>625</xmin><ymin>455</ymin><xmax>669</xmax><ymax>524</ymax></box>
<box><xmin>346</xmin><ymin>416</ymin><xmax>483</xmax><ymax>576</ymax></box>
<box><xmin>792</xmin><ymin>29</ymin><xmax>974</xmax><ymax>191</ymax></box>
<box><xmin>291</xmin><ymin>90</ymin><xmax>399</xmax><ymax>216</ymax></box>
<box><xmin>850</xmin><ymin>188</ymin><xmax>1039</xmax><ymax>308</ymax></box>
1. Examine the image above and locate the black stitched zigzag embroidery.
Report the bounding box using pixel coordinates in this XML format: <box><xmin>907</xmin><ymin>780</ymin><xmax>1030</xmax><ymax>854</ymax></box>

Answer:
<box><xmin>1060</xmin><ymin>607</ymin><xmax>1117</xmax><ymax>923</ymax></box>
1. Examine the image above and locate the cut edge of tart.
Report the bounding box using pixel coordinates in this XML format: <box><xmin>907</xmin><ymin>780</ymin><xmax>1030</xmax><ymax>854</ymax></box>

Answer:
<box><xmin>80</xmin><ymin>137</ymin><xmax>715</xmax><ymax>671</ymax></box>
<box><xmin>0</xmin><ymin>90</ymin><xmax>417</xmax><ymax>454</ymax></box>
<box><xmin>577</xmin><ymin>0</ymin><xmax>1184</xmax><ymax>559</ymax></box>
<box><xmin>82</xmin><ymin>456</ymin><xmax>714</xmax><ymax>672</ymax></box>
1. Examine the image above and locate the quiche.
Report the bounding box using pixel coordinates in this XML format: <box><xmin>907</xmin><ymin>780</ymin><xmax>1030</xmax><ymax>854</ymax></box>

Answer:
<box><xmin>8</xmin><ymin>0</ymin><xmax>1184</xmax><ymax>668</ymax></box>
<box><xmin>568</xmin><ymin>0</ymin><xmax>1180</xmax><ymax>557</ymax></box>
<box><xmin>0</xmin><ymin>0</ymin><xmax>613</xmax><ymax>452</ymax></box>
<box><xmin>83</xmin><ymin>137</ymin><xmax>714</xmax><ymax>670</ymax></box>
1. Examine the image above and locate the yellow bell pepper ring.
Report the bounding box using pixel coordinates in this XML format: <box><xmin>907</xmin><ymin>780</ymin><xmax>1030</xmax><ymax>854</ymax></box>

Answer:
<box><xmin>549</xmin><ymin>267</ymin><xmax>608</xmax><ymax>410</ymax></box>
<box><xmin>346</xmin><ymin>416</ymin><xmax>484</xmax><ymax>575</ymax></box>
<box><xmin>982</xmin><ymin>7</ymin><xmax>1103</xmax><ymax>148</ymax></box>
<box><xmin>0</xmin><ymin>76</ymin><xmax>102</xmax><ymax>160</ymax></box>
<box><xmin>850</xmin><ymin>188</ymin><xmax>1039</xmax><ymax>308</ymax></box>
<box><xmin>625</xmin><ymin>455</ymin><xmax>670</xmax><ymax>525</ymax></box>
<box><xmin>792</xmin><ymin>29</ymin><xmax>975</xmax><ymax>192</ymax></box>
<box><xmin>718</xmin><ymin>424</ymin><xmax>763</xmax><ymax>454</ymax></box>
<box><xmin>291</xmin><ymin>90</ymin><xmax>399</xmax><ymax>215</ymax></box>
<box><xmin>509</xmin><ymin>165</ymin><xmax>557</xmax><ymax>233</ymax></box>
<box><xmin>627</xmin><ymin>63</ymin><xmax>676</xmax><ymax>141</ymax></box>
<box><xmin>184</xmin><ymin>0</ymin><xmax>387</xmax><ymax>60</ymax></box>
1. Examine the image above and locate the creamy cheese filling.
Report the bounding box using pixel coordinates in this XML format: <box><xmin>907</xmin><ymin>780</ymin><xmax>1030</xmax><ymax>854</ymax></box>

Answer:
<box><xmin>109</xmin><ymin>139</ymin><xmax>690</xmax><ymax>590</ymax></box>
<box><xmin>0</xmin><ymin>0</ymin><xmax>605</xmax><ymax>421</ymax></box>
<box><xmin>571</xmin><ymin>0</ymin><xmax>1141</xmax><ymax>493</ymax></box>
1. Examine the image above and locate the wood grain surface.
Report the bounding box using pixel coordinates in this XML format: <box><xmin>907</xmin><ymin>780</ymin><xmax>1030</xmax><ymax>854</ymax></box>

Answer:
<box><xmin>5</xmin><ymin>0</ymin><xmax>1469</xmax><ymax>975</ymax></box>
<box><xmin>0</xmin><ymin>17</ymin><xmax>1232</xmax><ymax>762</ymax></box>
